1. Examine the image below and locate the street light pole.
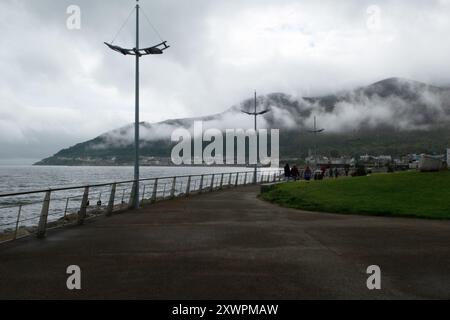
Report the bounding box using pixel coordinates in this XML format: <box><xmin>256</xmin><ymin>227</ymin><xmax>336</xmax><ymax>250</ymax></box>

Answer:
<box><xmin>134</xmin><ymin>0</ymin><xmax>140</xmax><ymax>209</ymax></box>
<box><xmin>308</xmin><ymin>116</ymin><xmax>325</xmax><ymax>168</ymax></box>
<box><xmin>254</xmin><ymin>91</ymin><xmax>257</xmax><ymax>184</ymax></box>
<box><xmin>242</xmin><ymin>92</ymin><xmax>270</xmax><ymax>184</ymax></box>
<box><xmin>105</xmin><ymin>0</ymin><xmax>170</xmax><ymax>209</ymax></box>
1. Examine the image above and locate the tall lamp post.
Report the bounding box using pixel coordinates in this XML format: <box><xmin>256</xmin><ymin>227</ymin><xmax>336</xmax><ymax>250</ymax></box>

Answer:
<box><xmin>242</xmin><ymin>91</ymin><xmax>270</xmax><ymax>184</ymax></box>
<box><xmin>105</xmin><ymin>0</ymin><xmax>169</xmax><ymax>209</ymax></box>
<box><xmin>307</xmin><ymin>116</ymin><xmax>325</xmax><ymax>167</ymax></box>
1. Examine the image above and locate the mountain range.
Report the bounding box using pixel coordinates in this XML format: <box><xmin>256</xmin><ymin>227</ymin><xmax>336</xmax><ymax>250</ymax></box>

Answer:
<box><xmin>35</xmin><ymin>77</ymin><xmax>450</xmax><ymax>166</ymax></box>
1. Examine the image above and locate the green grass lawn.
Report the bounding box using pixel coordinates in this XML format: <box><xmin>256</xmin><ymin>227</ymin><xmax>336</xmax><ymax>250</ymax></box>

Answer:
<box><xmin>261</xmin><ymin>170</ymin><xmax>450</xmax><ymax>219</ymax></box>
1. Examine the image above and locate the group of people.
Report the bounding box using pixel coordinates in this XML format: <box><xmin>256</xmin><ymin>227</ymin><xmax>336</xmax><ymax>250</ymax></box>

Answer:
<box><xmin>284</xmin><ymin>163</ymin><xmax>349</xmax><ymax>181</ymax></box>
<box><xmin>284</xmin><ymin>163</ymin><xmax>313</xmax><ymax>181</ymax></box>
<box><xmin>287</xmin><ymin>164</ymin><xmax>302</xmax><ymax>180</ymax></box>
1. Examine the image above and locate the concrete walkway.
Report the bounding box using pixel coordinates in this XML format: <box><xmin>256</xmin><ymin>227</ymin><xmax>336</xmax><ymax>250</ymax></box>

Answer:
<box><xmin>0</xmin><ymin>185</ymin><xmax>449</xmax><ymax>299</ymax></box>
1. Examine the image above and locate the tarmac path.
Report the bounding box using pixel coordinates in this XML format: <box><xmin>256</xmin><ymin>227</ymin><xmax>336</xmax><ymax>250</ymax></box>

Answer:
<box><xmin>0</xmin><ymin>185</ymin><xmax>449</xmax><ymax>299</ymax></box>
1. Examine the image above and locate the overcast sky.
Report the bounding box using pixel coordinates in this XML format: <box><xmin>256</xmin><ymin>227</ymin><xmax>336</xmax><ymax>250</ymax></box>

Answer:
<box><xmin>1</xmin><ymin>0</ymin><xmax>450</xmax><ymax>162</ymax></box>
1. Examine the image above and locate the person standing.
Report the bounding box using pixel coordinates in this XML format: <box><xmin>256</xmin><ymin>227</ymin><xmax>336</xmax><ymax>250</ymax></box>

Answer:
<box><xmin>304</xmin><ymin>166</ymin><xmax>312</xmax><ymax>181</ymax></box>
<box><xmin>291</xmin><ymin>165</ymin><xmax>300</xmax><ymax>181</ymax></box>
<box><xmin>284</xmin><ymin>163</ymin><xmax>291</xmax><ymax>180</ymax></box>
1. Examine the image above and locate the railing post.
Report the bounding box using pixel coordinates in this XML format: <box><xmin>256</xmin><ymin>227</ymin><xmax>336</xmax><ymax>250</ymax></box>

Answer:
<box><xmin>244</xmin><ymin>172</ymin><xmax>248</xmax><ymax>185</ymax></box>
<box><xmin>13</xmin><ymin>205</ymin><xmax>23</xmax><ymax>240</ymax></box>
<box><xmin>106</xmin><ymin>183</ymin><xmax>116</xmax><ymax>217</ymax></box>
<box><xmin>128</xmin><ymin>181</ymin><xmax>137</xmax><ymax>209</ymax></box>
<box><xmin>77</xmin><ymin>186</ymin><xmax>89</xmax><ymax>225</ymax></box>
<box><xmin>220</xmin><ymin>173</ymin><xmax>224</xmax><ymax>190</ymax></box>
<box><xmin>186</xmin><ymin>176</ymin><xmax>191</xmax><ymax>197</ymax></box>
<box><xmin>141</xmin><ymin>184</ymin><xmax>146</xmax><ymax>204</ymax></box>
<box><xmin>228</xmin><ymin>173</ymin><xmax>232</xmax><ymax>188</ymax></box>
<box><xmin>151</xmin><ymin>179</ymin><xmax>158</xmax><ymax>203</ymax></box>
<box><xmin>170</xmin><ymin>177</ymin><xmax>176</xmax><ymax>199</ymax></box>
<box><xmin>37</xmin><ymin>190</ymin><xmax>51</xmax><ymax>239</ymax></box>
<box><xmin>97</xmin><ymin>192</ymin><xmax>102</xmax><ymax>207</ymax></box>
<box><xmin>235</xmin><ymin>173</ymin><xmax>239</xmax><ymax>187</ymax></box>
<box><xmin>210</xmin><ymin>174</ymin><xmax>215</xmax><ymax>192</ymax></box>
<box><xmin>121</xmin><ymin>189</ymin><xmax>125</xmax><ymax>208</ymax></box>
<box><xmin>63</xmin><ymin>197</ymin><xmax>70</xmax><ymax>219</ymax></box>
<box><xmin>199</xmin><ymin>175</ymin><xmax>204</xmax><ymax>193</ymax></box>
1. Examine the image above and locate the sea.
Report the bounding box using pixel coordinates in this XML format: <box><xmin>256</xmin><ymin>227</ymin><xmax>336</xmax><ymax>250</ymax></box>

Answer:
<box><xmin>0</xmin><ymin>165</ymin><xmax>276</xmax><ymax>232</ymax></box>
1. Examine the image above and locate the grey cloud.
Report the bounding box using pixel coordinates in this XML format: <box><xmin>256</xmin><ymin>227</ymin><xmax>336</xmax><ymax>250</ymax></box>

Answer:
<box><xmin>1</xmin><ymin>0</ymin><xmax>450</xmax><ymax>159</ymax></box>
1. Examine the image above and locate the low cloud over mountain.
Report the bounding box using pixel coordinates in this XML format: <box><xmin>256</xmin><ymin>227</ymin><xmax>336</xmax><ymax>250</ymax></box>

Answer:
<box><xmin>36</xmin><ymin>78</ymin><xmax>450</xmax><ymax>165</ymax></box>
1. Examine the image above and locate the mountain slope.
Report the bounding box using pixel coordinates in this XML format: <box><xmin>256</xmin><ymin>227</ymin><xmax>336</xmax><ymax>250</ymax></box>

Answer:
<box><xmin>35</xmin><ymin>78</ymin><xmax>450</xmax><ymax>165</ymax></box>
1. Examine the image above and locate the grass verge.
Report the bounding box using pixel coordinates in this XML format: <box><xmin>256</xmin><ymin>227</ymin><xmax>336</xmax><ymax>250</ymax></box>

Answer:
<box><xmin>261</xmin><ymin>171</ymin><xmax>450</xmax><ymax>219</ymax></box>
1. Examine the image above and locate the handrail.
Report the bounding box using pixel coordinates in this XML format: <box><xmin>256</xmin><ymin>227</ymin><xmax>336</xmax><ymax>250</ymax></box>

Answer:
<box><xmin>0</xmin><ymin>168</ymin><xmax>284</xmax><ymax>244</ymax></box>
<box><xmin>0</xmin><ymin>169</ymin><xmax>266</xmax><ymax>198</ymax></box>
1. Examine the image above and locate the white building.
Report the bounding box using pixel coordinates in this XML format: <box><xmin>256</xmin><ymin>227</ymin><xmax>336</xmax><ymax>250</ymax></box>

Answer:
<box><xmin>447</xmin><ymin>148</ymin><xmax>450</xmax><ymax>167</ymax></box>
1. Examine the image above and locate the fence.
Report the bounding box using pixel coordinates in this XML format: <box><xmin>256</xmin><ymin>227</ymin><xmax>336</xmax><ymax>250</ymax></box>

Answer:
<box><xmin>0</xmin><ymin>169</ymin><xmax>283</xmax><ymax>244</ymax></box>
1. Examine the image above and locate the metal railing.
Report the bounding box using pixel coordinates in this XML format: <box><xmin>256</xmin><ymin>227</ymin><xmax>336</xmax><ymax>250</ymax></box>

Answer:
<box><xmin>0</xmin><ymin>168</ymin><xmax>284</xmax><ymax>244</ymax></box>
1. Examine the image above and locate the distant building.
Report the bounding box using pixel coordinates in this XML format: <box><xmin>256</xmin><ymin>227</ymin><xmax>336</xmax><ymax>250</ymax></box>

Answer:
<box><xmin>447</xmin><ymin>149</ymin><xmax>450</xmax><ymax>168</ymax></box>
<box><xmin>305</xmin><ymin>155</ymin><xmax>352</xmax><ymax>167</ymax></box>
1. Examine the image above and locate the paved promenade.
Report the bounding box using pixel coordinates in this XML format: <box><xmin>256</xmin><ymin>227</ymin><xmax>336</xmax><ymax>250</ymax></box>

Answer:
<box><xmin>0</xmin><ymin>185</ymin><xmax>449</xmax><ymax>299</ymax></box>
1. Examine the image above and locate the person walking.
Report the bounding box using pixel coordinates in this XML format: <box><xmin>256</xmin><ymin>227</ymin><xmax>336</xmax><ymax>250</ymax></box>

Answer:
<box><xmin>291</xmin><ymin>165</ymin><xmax>300</xmax><ymax>181</ymax></box>
<box><xmin>304</xmin><ymin>166</ymin><xmax>312</xmax><ymax>181</ymax></box>
<box><xmin>284</xmin><ymin>163</ymin><xmax>291</xmax><ymax>180</ymax></box>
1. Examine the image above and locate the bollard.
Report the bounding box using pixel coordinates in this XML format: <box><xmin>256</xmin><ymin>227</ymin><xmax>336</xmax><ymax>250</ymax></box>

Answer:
<box><xmin>37</xmin><ymin>190</ymin><xmax>51</xmax><ymax>238</ymax></box>
<box><xmin>106</xmin><ymin>183</ymin><xmax>116</xmax><ymax>216</ymax></box>
<box><xmin>170</xmin><ymin>177</ymin><xmax>176</xmax><ymax>199</ymax></box>
<box><xmin>77</xmin><ymin>187</ymin><xmax>90</xmax><ymax>225</ymax></box>
<box><xmin>186</xmin><ymin>176</ymin><xmax>191</xmax><ymax>197</ymax></box>
<box><xmin>151</xmin><ymin>179</ymin><xmax>158</xmax><ymax>203</ymax></box>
